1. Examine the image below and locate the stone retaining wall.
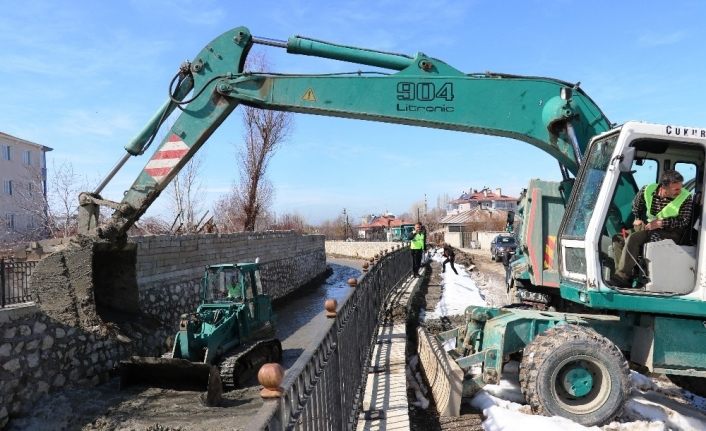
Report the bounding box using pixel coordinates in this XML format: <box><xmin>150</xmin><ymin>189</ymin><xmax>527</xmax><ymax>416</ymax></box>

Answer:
<box><xmin>325</xmin><ymin>240</ymin><xmax>405</xmax><ymax>259</ymax></box>
<box><xmin>137</xmin><ymin>232</ymin><xmax>326</xmax><ymax>328</ymax></box>
<box><xmin>0</xmin><ymin>231</ymin><xmax>326</xmax><ymax>428</ymax></box>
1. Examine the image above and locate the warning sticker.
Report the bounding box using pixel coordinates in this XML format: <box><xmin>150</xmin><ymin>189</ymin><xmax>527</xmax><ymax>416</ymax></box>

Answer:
<box><xmin>302</xmin><ymin>88</ymin><xmax>316</xmax><ymax>102</ymax></box>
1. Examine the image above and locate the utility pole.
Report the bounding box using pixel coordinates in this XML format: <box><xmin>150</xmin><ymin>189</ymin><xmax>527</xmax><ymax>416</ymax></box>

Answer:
<box><xmin>343</xmin><ymin>208</ymin><xmax>350</xmax><ymax>240</ymax></box>
<box><xmin>424</xmin><ymin>193</ymin><xmax>428</xmax><ymax>222</ymax></box>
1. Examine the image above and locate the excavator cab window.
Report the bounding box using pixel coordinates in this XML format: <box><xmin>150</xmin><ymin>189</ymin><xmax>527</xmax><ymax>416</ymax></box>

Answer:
<box><xmin>563</xmin><ymin>134</ymin><xmax>619</xmax><ymax>240</ymax></box>
<box><xmin>596</xmin><ymin>139</ymin><xmax>704</xmax><ymax>294</ymax></box>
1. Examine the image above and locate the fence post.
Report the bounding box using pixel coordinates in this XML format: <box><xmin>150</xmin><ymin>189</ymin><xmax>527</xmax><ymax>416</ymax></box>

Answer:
<box><xmin>1</xmin><ymin>258</ymin><xmax>5</xmax><ymax>308</ymax></box>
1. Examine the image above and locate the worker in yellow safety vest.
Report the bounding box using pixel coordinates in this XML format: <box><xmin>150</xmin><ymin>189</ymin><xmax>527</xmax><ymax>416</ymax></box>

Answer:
<box><xmin>410</xmin><ymin>222</ymin><xmax>426</xmax><ymax>277</ymax></box>
<box><xmin>611</xmin><ymin>169</ymin><xmax>693</xmax><ymax>288</ymax></box>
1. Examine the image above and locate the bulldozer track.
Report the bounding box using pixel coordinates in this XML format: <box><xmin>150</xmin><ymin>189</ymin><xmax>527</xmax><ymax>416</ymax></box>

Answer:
<box><xmin>218</xmin><ymin>338</ymin><xmax>282</xmax><ymax>391</ymax></box>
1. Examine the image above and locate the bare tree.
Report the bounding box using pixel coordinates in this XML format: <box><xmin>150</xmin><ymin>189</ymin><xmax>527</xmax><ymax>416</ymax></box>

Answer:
<box><xmin>8</xmin><ymin>164</ymin><xmax>51</xmax><ymax>243</ymax></box>
<box><xmin>213</xmin><ymin>189</ymin><xmax>241</xmax><ymax>233</ymax></box>
<box><xmin>217</xmin><ymin>52</ymin><xmax>292</xmax><ymax>232</ymax></box>
<box><xmin>130</xmin><ymin>216</ymin><xmax>171</xmax><ymax>236</ymax></box>
<box><xmin>436</xmin><ymin>193</ymin><xmax>450</xmax><ymax>211</ymax></box>
<box><xmin>266</xmin><ymin>212</ymin><xmax>310</xmax><ymax>233</ymax></box>
<box><xmin>160</xmin><ymin>155</ymin><xmax>206</xmax><ymax>234</ymax></box>
<box><xmin>6</xmin><ymin>160</ymin><xmax>96</xmax><ymax>243</ymax></box>
<box><xmin>314</xmin><ymin>214</ymin><xmax>348</xmax><ymax>240</ymax></box>
<box><xmin>409</xmin><ymin>200</ymin><xmax>426</xmax><ymax>223</ymax></box>
<box><xmin>49</xmin><ymin>161</ymin><xmax>90</xmax><ymax>238</ymax></box>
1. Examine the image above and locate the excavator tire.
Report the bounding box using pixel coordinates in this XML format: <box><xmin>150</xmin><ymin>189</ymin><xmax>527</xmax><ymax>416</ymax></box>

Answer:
<box><xmin>219</xmin><ymin>338</ymin><xmax>282</xmax><ymax>390</ymax></box>
<box><xmin>667</xmin><ymin>375</ymin><xmax>706</xmax><ymax>398</ymax></box>
<box><xmin>519</xmin><ymin>324</ymin><xmax>630</xmax><ymax>426</ymax></box>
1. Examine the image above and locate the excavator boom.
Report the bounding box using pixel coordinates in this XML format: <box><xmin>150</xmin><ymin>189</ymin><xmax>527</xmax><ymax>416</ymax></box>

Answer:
<box><xmin>80</xmin><ymin>26</ymin><xmax>610</xmax><ymax>242</ymax></box>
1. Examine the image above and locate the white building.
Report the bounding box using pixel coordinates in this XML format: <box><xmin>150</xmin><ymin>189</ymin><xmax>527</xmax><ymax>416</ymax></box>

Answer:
<box><xmin>0</xmin><ymin>132</ymin><xmax>52</xmax><ymax>243</ymax></box>
<box><xmin>440</xmin><ymin>187</ymin><xmax>518</xmax><ymax>248</ymax></box>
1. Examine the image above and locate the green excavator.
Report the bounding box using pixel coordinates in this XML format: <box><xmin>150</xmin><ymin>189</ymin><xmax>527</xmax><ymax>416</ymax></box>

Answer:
<box><xmin>31</xmin><ymin>26</ymin><xmax>706</xmax><ymax>425</ymax></box>
<box><xmin>120</xmin><ymin>262</ymin><xmax>281</xmax><ymax>398</ymax></box>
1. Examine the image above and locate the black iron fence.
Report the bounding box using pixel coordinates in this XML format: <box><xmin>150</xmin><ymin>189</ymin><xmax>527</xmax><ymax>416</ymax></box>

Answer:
<box><xmin>1</xmin><ymin>259</ymin><xmax>36</xmax><ymax>307</ymax></box>
<box><xmin>251</xmin><ymin>247</ymin><xmax>411</xmax><ymax>430</ymax></box>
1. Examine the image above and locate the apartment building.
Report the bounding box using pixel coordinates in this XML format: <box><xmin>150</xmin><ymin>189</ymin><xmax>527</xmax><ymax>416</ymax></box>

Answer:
<box><xmin>0</xmin><ymin>132</ymin><xmax>52</xmax><ymax>243</ymax></box>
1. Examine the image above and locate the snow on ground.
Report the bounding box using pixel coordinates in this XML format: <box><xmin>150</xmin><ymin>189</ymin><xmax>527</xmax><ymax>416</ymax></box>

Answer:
<box><xmin>424</xmin><ymin>251</ymin><xmax>486</xmax><ymax>319</ymax></box>
<box><xmin>427</xmin><ymin>253</ymin><xmax>706</xmax><ymax>430</ymax></box>
<box><xmin>470</xmin><ymin>364</ymin><xmax>706</xmax><ymax>431</ymax></box>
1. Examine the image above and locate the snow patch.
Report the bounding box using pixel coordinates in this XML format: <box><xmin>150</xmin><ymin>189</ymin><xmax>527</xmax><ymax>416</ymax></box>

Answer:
<box><xmin>425</xmin><ymin>251</ymin><xmax>486</xmax><ymax>319</ymax></box>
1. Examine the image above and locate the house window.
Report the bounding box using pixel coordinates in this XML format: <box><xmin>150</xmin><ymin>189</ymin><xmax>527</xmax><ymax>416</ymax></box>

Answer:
<box><xmin>3</xmin><ymin>180</ymin><xmax>12</xmax><ymax>195</ymax></box>
<box><xmin>5</xmin><ymin>214</ymin><xmax>15</xmax><ymax>230</ymax></box>
<box><xmin>23</xmin><ymin>150</ymin><xmax>32</xmax><ymax>166</ymax></box>
<box><xmin>28</xmin><ymin>182</ymin><xmax>33</xmax><ymax>196</ymax></box>
<box><xmin>1</xmin><ymin>145</ymin><xmax>10</xmax><ymax>161</ymax></box>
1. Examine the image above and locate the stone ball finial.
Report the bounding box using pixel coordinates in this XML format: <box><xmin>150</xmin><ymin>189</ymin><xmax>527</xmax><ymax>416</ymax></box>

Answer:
<box><xmin>258</xmin><ymin>363</ymin><xmax>285</xmax><ymax>398</ymax></box>
<box><xmin>362</xmin><ymin>262</ymin><xmax>369</xmax><ymax>272</ymax></box>
<box><xmin>347</xmin><ymin>278</ymin><xmax>358</xmax><ymax>287</ymax></box>
<box><xmin>325</xmin><ymin>298</ymin><xmax>338</xmax><ymax>318</ymax></box>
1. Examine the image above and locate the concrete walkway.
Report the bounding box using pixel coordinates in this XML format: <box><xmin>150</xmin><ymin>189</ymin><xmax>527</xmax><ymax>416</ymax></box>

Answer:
<box><xmin>356</xmin><ymin>271</ymin><xmax>423</xmax><ymax>430</ymax></box>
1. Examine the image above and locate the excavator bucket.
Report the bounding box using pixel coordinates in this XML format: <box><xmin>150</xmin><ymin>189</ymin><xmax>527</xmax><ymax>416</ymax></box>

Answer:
<box><xmin>119</xmin><ymin>356</ymin><xmax>217</xmax><ymax>392</ymax></box>
<box><xmin>416</xmin><ymin>326</ymin><xmax>464</xmax><ymax>416</ymax></box>
<box><xmin>30</xmin><ymin>240</ymin><xmax>140</xmax><ymax>329</ymax></box>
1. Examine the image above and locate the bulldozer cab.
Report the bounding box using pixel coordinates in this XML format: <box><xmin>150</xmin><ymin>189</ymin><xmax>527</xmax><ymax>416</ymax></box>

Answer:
<box><xmin>560</xmin><ymin>121</ymin><xmax>706</xmax><ymax>302</ymax></box>
<box><xmin>201</xmin><ymin>263</ymin><xmax>263</xmax><ymax>303</ymax></box>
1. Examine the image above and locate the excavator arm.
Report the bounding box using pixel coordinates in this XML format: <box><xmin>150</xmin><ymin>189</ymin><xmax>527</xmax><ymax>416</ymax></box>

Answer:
<box><xmin>79</xmin><ymin>26</ymin><xmax>610</xmax><ymax>241</ymax></box>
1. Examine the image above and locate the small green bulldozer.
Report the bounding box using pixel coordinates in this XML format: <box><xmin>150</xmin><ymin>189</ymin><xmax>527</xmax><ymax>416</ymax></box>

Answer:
<box><xmin>120</xmin><ymin>262</ymin><xmax>282</xmax><ymax>399</ymax></box>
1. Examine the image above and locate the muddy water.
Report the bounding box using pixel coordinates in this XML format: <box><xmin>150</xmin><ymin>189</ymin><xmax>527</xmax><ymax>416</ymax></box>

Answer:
<box><xmin>8</xmin><ymin>260</ymin><xmax>362</xmax><ymax>431</ymax></box>
<box><xmin>275</xmin><ymin>261</ymin><xmax>361</xmax><ymax>369</ymax></box>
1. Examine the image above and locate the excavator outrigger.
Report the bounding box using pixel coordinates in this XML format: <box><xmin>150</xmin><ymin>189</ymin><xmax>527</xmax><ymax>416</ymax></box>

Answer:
<box><xmin>34</xmin><ymin>26</ymin><xmax>706</xmax><ymax>426</ymax></box>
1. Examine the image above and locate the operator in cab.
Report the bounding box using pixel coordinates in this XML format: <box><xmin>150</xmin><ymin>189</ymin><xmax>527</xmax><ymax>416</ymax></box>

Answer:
<box><xmin>611</xmin><ymin>170</ymin><xmax>693</xmax><ymax>288</ymax></box>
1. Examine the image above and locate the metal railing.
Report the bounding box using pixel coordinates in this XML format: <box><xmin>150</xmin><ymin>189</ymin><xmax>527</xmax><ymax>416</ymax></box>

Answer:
<box><xmin>1</xmin><ymin>259</ymin><xmax>36</xmax><ymax>307</ymax></box>
<box><xmin>252</xmin><ymin>248</ymin><xmax>411</xmax><ymax>430</ymax></box>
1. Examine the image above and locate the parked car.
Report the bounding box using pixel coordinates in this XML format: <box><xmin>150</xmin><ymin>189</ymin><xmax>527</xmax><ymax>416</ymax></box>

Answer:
<box><xmin>490</xmin><ymin>235</ymin><xmax>517</xmax><ymax>262</ymax></box>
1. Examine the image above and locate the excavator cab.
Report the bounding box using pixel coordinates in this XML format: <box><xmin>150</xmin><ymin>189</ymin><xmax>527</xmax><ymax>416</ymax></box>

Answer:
<box><xmin>559</xmin><ymin>121</ymin><xmax>706</xmax><ymax>302</ymax></box>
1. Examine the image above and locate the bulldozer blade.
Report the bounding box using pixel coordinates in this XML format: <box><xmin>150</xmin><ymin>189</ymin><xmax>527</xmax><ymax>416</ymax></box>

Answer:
<box><xmin>119</xmin><ymin>356</ymin><xmax>212</xmax><ymax>391</ymax></box>
<box><xmin>416</xmin><ymin>326</ymin><xmax>464</xmax><ymax>416</ymax></box>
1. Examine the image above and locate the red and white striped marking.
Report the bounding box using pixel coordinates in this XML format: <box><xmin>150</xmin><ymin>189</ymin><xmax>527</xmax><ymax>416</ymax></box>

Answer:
<box><xmin>144</xmin><ymin>135</ymin><xmax>190</xmax><ymax>183</ymax></box>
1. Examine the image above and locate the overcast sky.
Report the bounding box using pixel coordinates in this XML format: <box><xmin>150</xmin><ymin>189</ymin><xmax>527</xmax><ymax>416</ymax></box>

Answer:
<box><xmin>2</xmin><ymin>0</ymin><xmax>705</xmax><ymax>224</ymax></box>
